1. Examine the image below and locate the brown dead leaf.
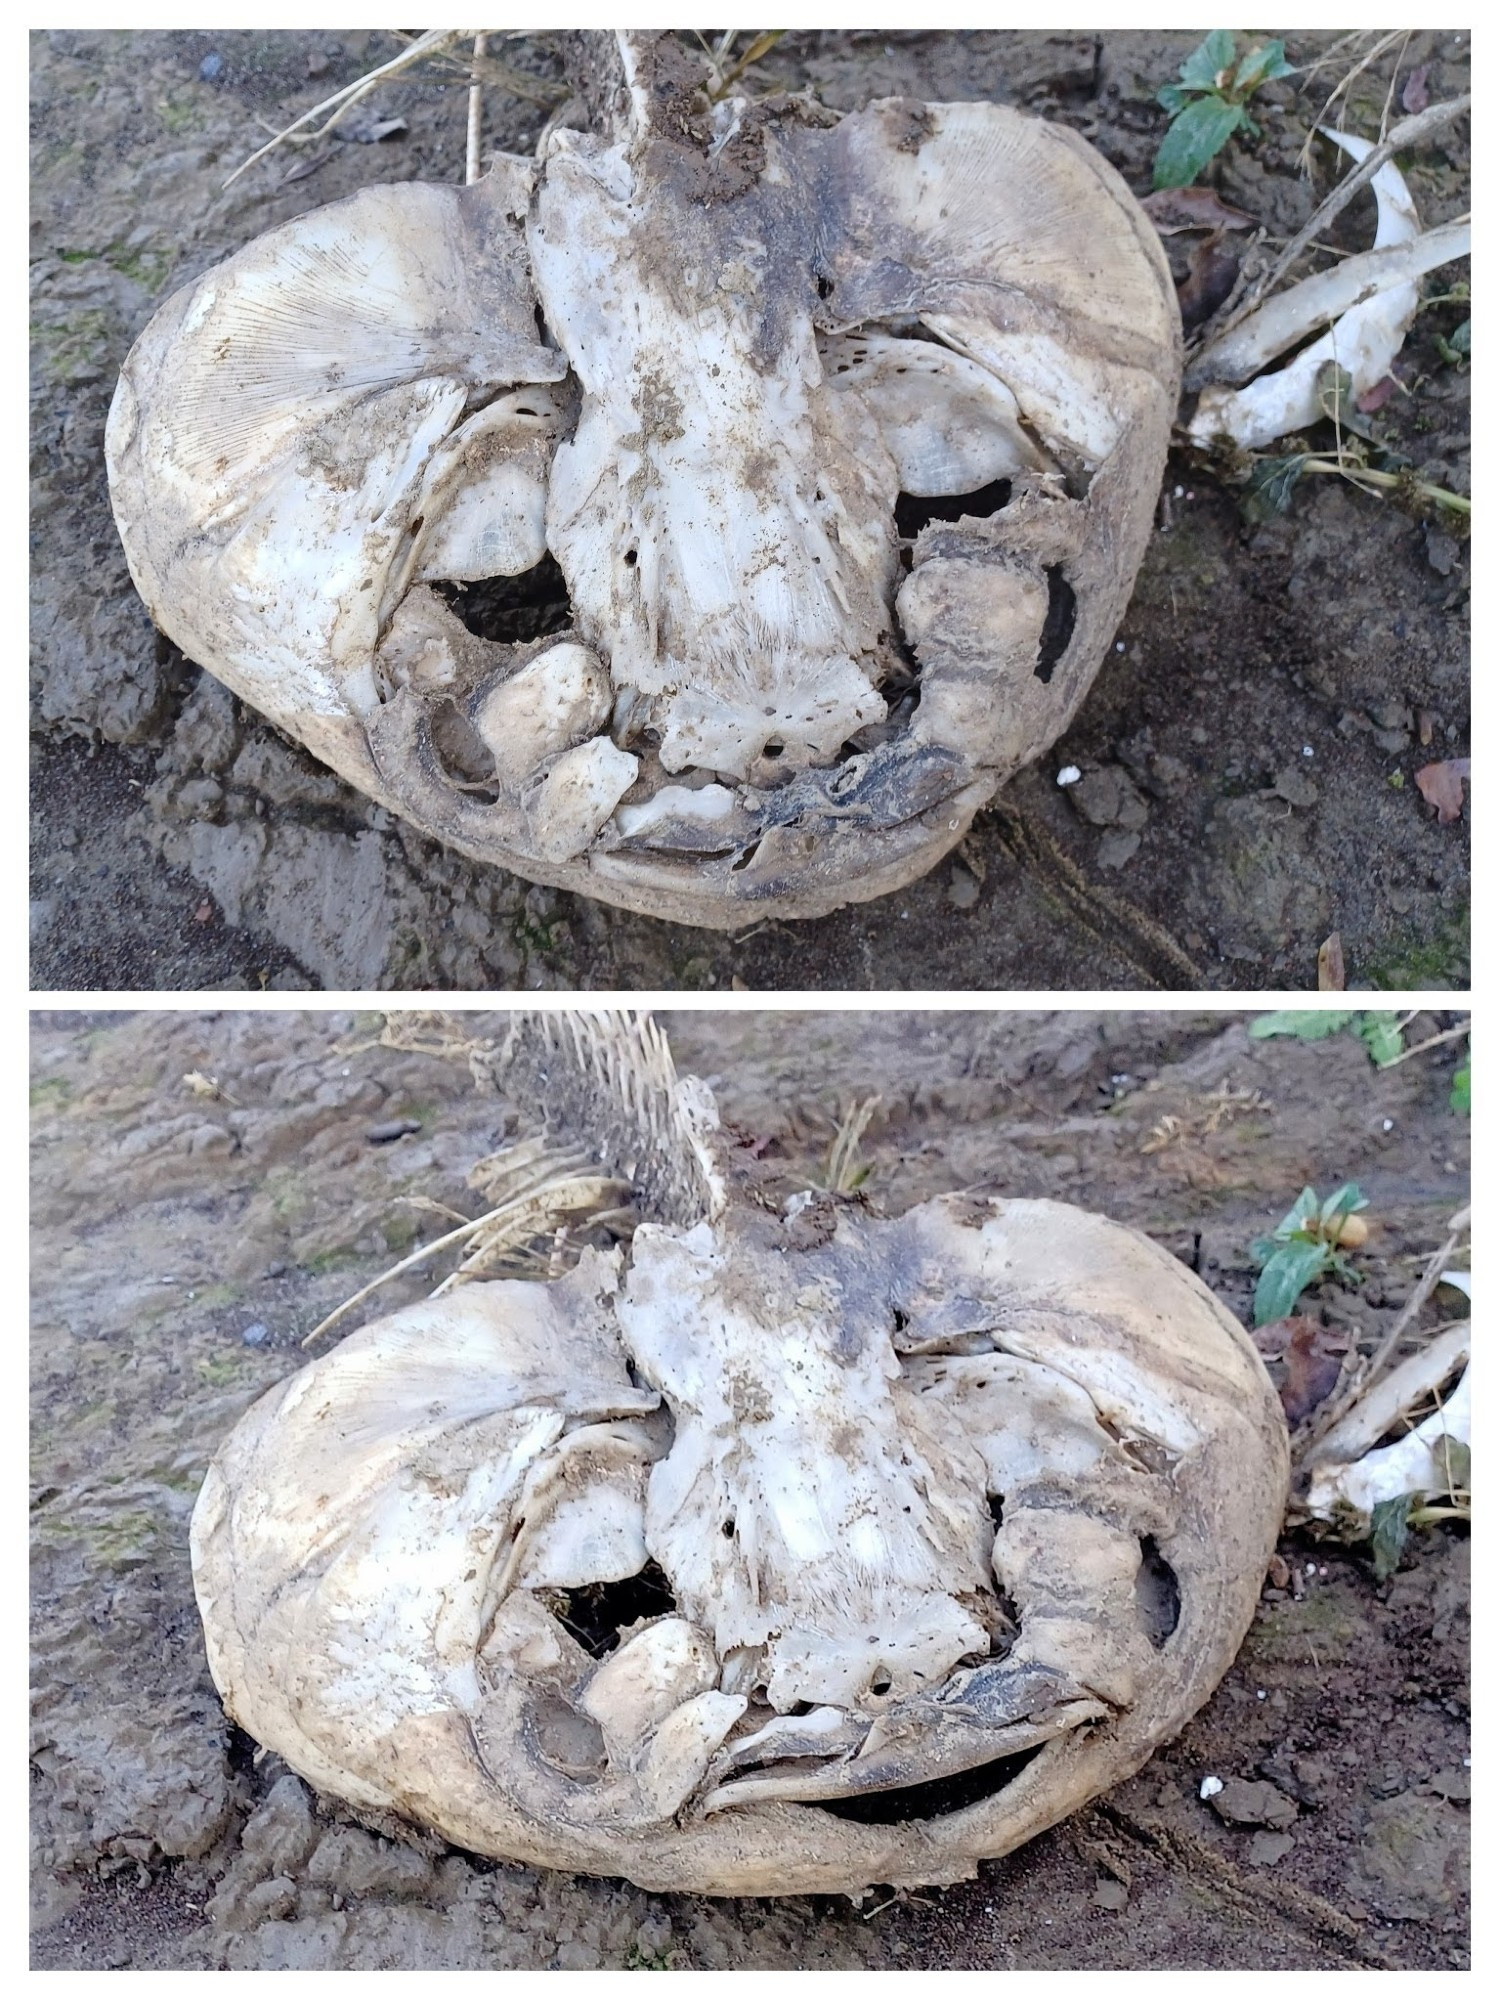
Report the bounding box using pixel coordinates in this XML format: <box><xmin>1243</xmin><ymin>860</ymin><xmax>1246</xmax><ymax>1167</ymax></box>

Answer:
<box><xmin>1280</xmin><ymin>1316</ymin><xmax>1352</xmax><ymax>1426</ymax></box>
<box><xmin>1142</xmin><ymin>187</ymin><xmax>1255</xmax><ymax>234</ymax></box>
<box><xmin>1178</xmin><ymin>233</ymin><xmax>1243</xmax><ymax>331</ymax></box>
<box><xmin>1401</xmin><ymin>63</ymin><xmax>1431</xmax><ymax>115</ymax></box>
<box><xmin>1355</xmin><ymin>374</ymin><xmax>1399</xmax><ymax>415</ymax></box>
<box><xmin>1317</xmin><ymin>932</ymin><xmax>1346</xmax><ymax>991</ymax></box>
<box><xmin>1415</xmin><ymin>757</ymin><xmax>1470</xmax><ymax>824</ymax></box>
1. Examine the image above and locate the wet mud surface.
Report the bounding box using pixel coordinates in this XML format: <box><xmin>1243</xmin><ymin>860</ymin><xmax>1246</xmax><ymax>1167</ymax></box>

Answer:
<box><xmin>31</xmin><ymin>1010</ymin><xmax>1469</xmax><ymax>1968</ymax></box>
<box><xmin>30</xmin><ymin>29</ymin><xmax>1469</xmax><ymax>992</ymax></box>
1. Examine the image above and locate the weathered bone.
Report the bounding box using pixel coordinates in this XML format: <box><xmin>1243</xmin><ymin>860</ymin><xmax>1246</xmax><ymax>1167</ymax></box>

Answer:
<box><xmin>107</xmin><ymin>32</ymin><xmax>1179</xmax><ymax>928</ymax></box>
<box><xmin>1302</xmin><ymin>1320</ymin><xmax>1469</xmax><ymax>1530</ymax></box>
<box><xmin>1187</xmin><ymin>132</ymin><xmax>1464</xmax><ymax>451</ymax></box>
<box><xmin>191</xmin><ymin>1014</ymin><xmax>1288</xmax><ymax>1897</ymax></box>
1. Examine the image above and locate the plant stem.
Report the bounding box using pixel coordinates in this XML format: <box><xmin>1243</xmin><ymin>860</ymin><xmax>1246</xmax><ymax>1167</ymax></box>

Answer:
<box><xmin>1298</xmin><ymin>456</ymin><xmax>1471</xmax><ymax>516</ymax></box>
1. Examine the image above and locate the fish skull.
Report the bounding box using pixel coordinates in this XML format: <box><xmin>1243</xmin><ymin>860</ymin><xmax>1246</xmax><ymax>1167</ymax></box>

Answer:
<box><xmin>108</xmin><ymin>41</ymin><xmax>1180</xmax><ymax>928</ymax></box>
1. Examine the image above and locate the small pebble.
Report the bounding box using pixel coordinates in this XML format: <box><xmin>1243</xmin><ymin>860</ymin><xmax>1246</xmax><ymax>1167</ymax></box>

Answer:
<box><xmin>1301</xmin><ymin>745</ymin><xmax>1314</xmax><ymax>758</ymax></box>
<box><xmin>199</xmin><ymin>52</ymin><xmax>223</xmax><ymax>81</ymax></box>
<box><xmin>1200</xmin><ymin>1775</ymin><xmax>1225</xmax><ymax>1799</ymax></box>
<box><xmin>1057</xmin><ymin>765</ymin><xmax>1082</xmax><ymax>787</ymax></box>
<box><xmin>946</xmin><ymin>866</ymin><xmax>980</xmax><ymax>910</ymax></box>
<box><xmin>241</xmin><ymin>1322</ymin><xmax>269</xmax><ymax>1347</ymax></box>
<box><xmin>1248</xmin><ymin>1831</ymin><xmax>1294</xmax><ymax>1868</ymax></box>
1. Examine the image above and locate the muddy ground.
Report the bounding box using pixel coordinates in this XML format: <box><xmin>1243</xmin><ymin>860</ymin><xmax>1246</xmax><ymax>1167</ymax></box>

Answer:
<box><xmin>30</xmin><ymin>29</ymin><xmax>1470</xmax><ymax>993</ymax></box>
<box><xmin>31</xmin><ymin>1008</ymin><xmax>1469</xmax><ymax>1969</ymax></box>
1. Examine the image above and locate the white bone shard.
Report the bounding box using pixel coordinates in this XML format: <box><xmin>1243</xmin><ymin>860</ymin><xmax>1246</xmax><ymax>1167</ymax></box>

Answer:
<box><xmin>1303</xmin><ymin>1321</ymin><xmax>1470</xmax><ymax>1529</ymax></box>
<box><xmin>107</xmin><ymin>35</ymin><xmax>1180</xmax><ymax>927</ymax></box>
<box><xmin>1188</xmin><ymin>132</ymin><xmax>1447</xmax><ymax>451</ymax></box>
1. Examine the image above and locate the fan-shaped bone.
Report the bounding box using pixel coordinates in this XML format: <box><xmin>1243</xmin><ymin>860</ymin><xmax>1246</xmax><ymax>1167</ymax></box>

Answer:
<box><xmin>107</xmin><ymin>32</ymin><xmax>1179</xmax><ymax>928</ymax></box>
<box><xmin>192</xmin><ymin>1014</ymin><xmax>1288</xmax><ymax>1897</ymax></box>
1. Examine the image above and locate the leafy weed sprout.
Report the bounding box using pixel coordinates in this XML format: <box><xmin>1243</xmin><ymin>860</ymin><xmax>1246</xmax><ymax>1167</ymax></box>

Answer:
<box><xmin>1154</xmin><ymin>30</ymin><xmax>1293</xmax><ymax>189</ymax></box>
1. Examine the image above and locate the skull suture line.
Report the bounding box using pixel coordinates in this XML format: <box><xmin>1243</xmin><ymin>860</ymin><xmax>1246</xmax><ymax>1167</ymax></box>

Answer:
<box><xmin>191</xmin><ymin>1015</ymin><xmax>1289</xmax><ymax>1897</ymax></box>
<box><xmin>107</xmin><ymin>34</ymin><xmax>1180</xmax><ymax>929</ymax></box>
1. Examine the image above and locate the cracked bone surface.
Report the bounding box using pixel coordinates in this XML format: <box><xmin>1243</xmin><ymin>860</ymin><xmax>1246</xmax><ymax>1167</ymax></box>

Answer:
<box><xmin>192</xmin><ymin>1014</ymin><xmax>1289</xmax><ymax>1897</ymax></box>
<box><xmin>106</xmin><ymin>31</ymin><xmax>1179</xmax><ymax>929</ymax></box>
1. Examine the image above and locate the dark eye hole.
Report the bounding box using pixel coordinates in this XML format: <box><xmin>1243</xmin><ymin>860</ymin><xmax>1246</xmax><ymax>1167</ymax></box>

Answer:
<box><xmin>894</xmin><ymin>480</ymin><xmax>1012</xmax><ymax>541</ymax></box>
<box><xmin>1034</xmin><ymin>566</ymin><xmax>1076</xmax><ymax>685</ymax></box>
<box><xmin>434</xmin><ymin>551</ymin><xmax>573</xmax><ymax>647</ymax></box>
<box><xmin>1134</xmin><ymin>1536</ymin><xmax>1181</xmax><ymax>1648</ymax></box>
<box><xmin>815</xmin><ymin>273</ymin><xmax>835</xmax><ymax>299</ymax></box>
<box><xmin>555</xmin><ymin>1562</ymin><xmax>678</xmax><ymax>1659</ymax></box>
<box><xmin>624</xmin><ymin>548</ymin><xmax>638</xmax><ymax>567</ymax></box>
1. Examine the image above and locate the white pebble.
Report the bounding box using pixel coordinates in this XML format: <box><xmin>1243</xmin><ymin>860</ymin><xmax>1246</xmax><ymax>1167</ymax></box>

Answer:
<box><xmin>1200</xmin><ymin>1775</ymin><xmax>1225</xmax><ymax>1799</ymax></box>
<box><xmin>1382</xmin><ymin>1119</ymin><xmax>1394</xmax><ymax>1132</ymax></box>
<box><xmin>1115</xmin><ymin>640</ymin><xmax>1126</xmax><ymax>652</ymax></box>
<box><xmin>1174</xmin><ymin>485</ymin><xmax>1184</xmax><ymax>498</ymax></box>
<box><xmin>1256</xmin><ymin>1689</ymin><xmax>1267</xmax><ymax>1700</ymax></box>
<box><xmin>1302</xmin><ymin>745</ymin><xmax>1314</xmax><ymax>758</ymax></box>
<box><xmin>1057</xmin><ymin>765</ymin><xmax>1082</xmax><ymax>787</ymax></box>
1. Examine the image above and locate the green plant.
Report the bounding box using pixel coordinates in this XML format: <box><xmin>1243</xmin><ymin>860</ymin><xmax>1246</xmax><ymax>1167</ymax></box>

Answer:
<box><xmin>1154</xmin><ymin>30</ymin><xmax>1293</xmax><ymax>189</ymax></box>
<box><xmin>1449</xmin><ymin>1060</ymin><xmax>1470</xmax><ymax>1115</ymax></box>
<box><xmin>1251</xmin><ymin>1010</ymin><xmax>1470</xmax><ymax>1105</ymax></box>
<box><xmin>1251</xmin><ymin>1182</ymin><xmax>1368</xmax><ymax>1325</ymax></box>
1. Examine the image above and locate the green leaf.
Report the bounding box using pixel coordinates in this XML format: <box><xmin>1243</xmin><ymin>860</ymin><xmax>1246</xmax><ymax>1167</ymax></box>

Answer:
<box><xmin>1318</xmin><ymin>1182</ymin><xmax>1367</xmax><ymax>1231</ymax></box>
<box><xmin>1240</xmin><ymin>453</ymin><xmax>1309</xmax><ymax>521</ymax></box>
<box><xmin>1355</xmin><ymin>1011</ymin><xmax>1405</xmax><ymax>1065</ymax></box>
<box><xmin>1153</xmin><ymin>95</ymin><xmax>1246</xmax><ymax>189</ymax></box>
<box><xmin>1370</xmin><ymin>1492</ymin><xmax>1414</xmax><ymax>1581</ymax></box>
<box><xmin>1316</xmin><ymin>360</ymin><xmax>1379</xmax><ymax>440</ymax></box>
<box><xmin>1179</xmin><ymin>29</ymin><xmax>1237</xmax><ymax>91</ymax></box>
<box><xmin>1438</xmin><ymin>1436</ymin><xmax>1471</xmax><ymax>1497</ymax></box>
<box><xmin>1450</xmin><ymin>1061</ymin><xmax>1470</xmax><ymax>1114</ymax></box>
<box><xmin>1270</xmin><ymin>1186</ymin><xmax>1322</xmax><ymax>1241</ymax></box>
<box><xmin>1436</xmin><ymin>319</ymin><xmax>1470</xmax><ymax>368</ymax></box>
<box><xmin>1250</xmin><ymin>1010</ymin><xmax>1356</xmax><ymax>1041</ymax></box>
<box><xmin>1157</xmin><ymin>82</ymin><xmax>1189</xmax><ymax>113</ymax></box>
<box><xmin>1234</xmin><ymin>40</ymin><xmax>1293</xmax><ymax>94</ymax></box>
<box><xmin>1254</xmin><ymin>1239</ymin><xmax>1333</xmax><ymax>1324</ymax></box>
